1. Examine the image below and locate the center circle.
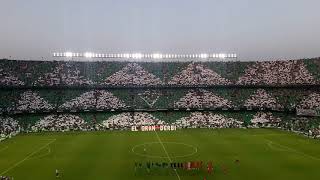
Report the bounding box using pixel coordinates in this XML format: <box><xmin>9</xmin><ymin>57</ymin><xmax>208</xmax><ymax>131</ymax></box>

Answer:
<box><xmin>132</xmin><ymin>142</ymin><xmax>197</xmax><ymax>158</ymax></box>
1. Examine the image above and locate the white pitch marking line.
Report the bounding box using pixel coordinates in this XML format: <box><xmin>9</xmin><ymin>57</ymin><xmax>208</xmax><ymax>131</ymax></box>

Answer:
<box><xmin>29</xmin><ymin>147</ymin><xmax>52</xmax><ymax>160</ymax></box>
<box><xmin>154</xmin><ymin>131</ymin><xmax>181</xmax><ymax>180</ymax></box>
<box><xmin>0</xmin><ymin>139</ymin><xmax>56</xmax><ymax>176</ymax></box>
<box><xmin>265</xmin><ymin>139</ymin><xmax>320</xmax><ymax>161</ymax></box>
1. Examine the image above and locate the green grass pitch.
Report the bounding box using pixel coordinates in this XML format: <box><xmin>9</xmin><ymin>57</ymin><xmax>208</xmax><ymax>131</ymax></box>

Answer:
<box><xmin>0</xmin><ymin>128</ymin><xmax>320</xmax><ymax>180</ymax></box>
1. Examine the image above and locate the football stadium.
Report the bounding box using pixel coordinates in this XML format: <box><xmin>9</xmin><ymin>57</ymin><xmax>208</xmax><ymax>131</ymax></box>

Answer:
<box><xmin>1</xmin><ymin>1</ymin><xmax>320</xmax><ymax>180</ymax></box>
<box><xmin>1</xmin><ymin>57</ymin><xmax>320</xmax><ymax>179</ymax></box>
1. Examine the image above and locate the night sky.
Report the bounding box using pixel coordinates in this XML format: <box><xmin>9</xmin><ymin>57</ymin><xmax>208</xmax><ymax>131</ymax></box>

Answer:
<box><xmin>1</xmin><ymin>0</ymin><xmax>320</xmax><ymax>61</ymax></box>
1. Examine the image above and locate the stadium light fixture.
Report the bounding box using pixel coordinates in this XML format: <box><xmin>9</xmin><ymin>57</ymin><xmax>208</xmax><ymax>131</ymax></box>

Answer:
<box><xmin>200</xmin><ymin>54</ymin><xmax>208</xmax><ymax>59</ymax></box>
<box><xmin>133</xmin><ymin>53</ymin><xmax>143</xmax><ymax>59</ymax></box>
<box><xmin>52</xmin><ymin>52</ymin><xmax>237</xmax><ymax>60</ymax></box>
<box><xmin>84</xmin><ymin>52</ymin><xmax>93</xmax><ymax>58</ymax></box>
<box><xmin>219</xmin><ymin>53</ymin><xmax>226</xmax><ymax>58</ymax></box>
<box><xmin>152</xmin><ymin>53</ymin><xmax>162</xmax><ymax>59</ymax></box>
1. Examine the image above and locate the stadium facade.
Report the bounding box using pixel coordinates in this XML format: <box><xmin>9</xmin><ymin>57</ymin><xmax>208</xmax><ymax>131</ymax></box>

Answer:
<box><xmin>1</xmin><ymin>57</ymin><xmax>320</xmax><ymax>140</ymax></box>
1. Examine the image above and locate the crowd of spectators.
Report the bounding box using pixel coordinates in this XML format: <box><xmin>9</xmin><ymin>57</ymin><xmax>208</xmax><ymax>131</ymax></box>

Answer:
<box><xmin>1</xmin><ymin>111</ymin><xmax>319</xmax><ymax>140</ymax></box>
<box><xmin>0</xmin><ymin>59</ymin><xmax>320</xmax><ymax>140</ymax></box>
<box><xmin>101</xmin><ymin>112</ymin><xmax>164</xmax><ymax>129</ymax></box>
<box><xmin>298</xmin><ymin>93</ymin><xmax>320</xmax><ymax>110</ymax></box>
<box><xmin>0</xmin><ymin>88</ymin><xmax>319</xmax><ymax>113</ymax></box>
<box><xmin>244</xmin><ymin>89</ymin><xmax>282</xmax><ymax>109</ymax></box>
<box><xmin>16</xmin><ymin>91</ymin><xmax>53</xmax><ymax>112</ymax></box>
<box><xmin>0</xmin><ymin>68</ymin><xmax>24</xmax><ymax>86</ymax></box>
<box><xmin>104</xmin><ymin>63</ymin><xmax>162</xmax><ymax>86</ymax></box>
<box><xmin>237</xmin><ymin>60</ymin><xmax>315</xmax><ymax>85</ymax></box>
<box><xmin>174</xmin><ymin>112</ymin><xmax>243</xmax><ymax>128</ymax></box>
<box><xmin>250</xmin><ymin>112</ymin><xmax>281</xmax><ymax>127</ymax></box>
<box><xmin>0</xmin><ymin>59</ymin><xmax>319</xmax><ymax>86</ymax></box>
<box><xmin>60</xmin><ymin>90</ymin><xmax>127</xmax><ymax>110</ymax></box>
<box><xmin>31</xmin><ymin>114</ymin><xmax>87</xmax><ymax>132</ymax></box>
<box><xmin>168</xmin><ymin>63</ymin><xmax>231</xmax><ymax>85</ymax></box>
<box><xmin>0</xmin><ymin>176</ymin><xmax>13</xmax><ymax>180</ymax></box>
<box><xmin>0</xmin><ymin>117</ymin><xmax>19</xmax><ymax>140</ymax></box>
<box><xmin>34</xmin><ymin>63</ymin><xmax>93</xmax><ymax>86</ymax></box>
<box><xmin>174</xmin><ymin>89</ymin><xmax>232</xmax><ymax>109</ymax></box>
<box><xmin>310</xmin><ymin>127</ymin><xmax>320</xmax><ymax>138</ymax></box>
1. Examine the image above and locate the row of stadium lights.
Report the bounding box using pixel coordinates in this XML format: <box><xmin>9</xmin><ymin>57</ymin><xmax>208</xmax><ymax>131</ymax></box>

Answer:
<box><xmin>53</xmin><ymin>52</ymin><xmax>237</xmax><ymax>59</ymax></box>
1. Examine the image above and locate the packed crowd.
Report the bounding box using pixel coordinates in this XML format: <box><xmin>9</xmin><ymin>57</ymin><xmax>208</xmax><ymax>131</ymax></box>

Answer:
<box><xmin>59</xmin><ymin>90</ymin><xmax>127</xmax><ymax>110</ymax></box>
<box><xmin>244</xmin><ymin>89</ymin><xmax>283</xmax><ymax>109</ymax></box>
<box><xmin>104</xmin><ymin>63</ymin><xmax>162</xmax><ymax>86</ymax></box>
<box><xmin>0</xmin><ymin>68</ymin><xmax>24</xmax><ymax>86</ymax></box>
<box><xmin>31</xmin><ymin>114</ymin><xmax>87</xmax><ymax>132</ymax></box>
<box><xmin>0</xmin><ymin>176</ymin><xmax>14</xmax><ymax>180</ymax></box>
<box><xmin>310</xmin><ymin>127</ymin><xmax>320</xmax><ymax>138</ymax></box>
<box><xmin>16</xmin><ymin>91</ymin><xmax>53</xmax><ymax>112</ymax></box>
<box><xmin>237</xmin><ymin>60</ymin><xmax>315</xmax><ymax>85</ymax></box>
<box><xmin>168</xmin><ymin>63</ymin><xmax>231</xmax><ymax>85</ymax></box>
<box><xmin>34</xmin><ymin>63</ymin><xmax>93</xmax><ymax>86</ymax></box>
<box><xmin>101</xmin><ymin>112</ymin><xmax>164</xmax><ymax>129</ymax></box>
<box><xmin>1</xmin><ymin>59</ymin><xmax>318</xmax><ymax>87</ymax></box>
<box><xmin>174</xmin><ymin>112</ymin><xmax>243</xmax><ymax>128</ymax></box>
<box><xmin>1</xmin><ymin>88</ymin><xmax>320</xmax><ymax>114</ymax></box>
<box><xmin>0</xmin><ymin>111</ymin><xmax>319</xmax><ymax>140</ymax></box>
<box><xmin>250</xmin><ymin>112</ymin><xmax>281</xmax><ymax>127</ymax></box>
<box><xmin>0</xmin><ymin>59</ymin><xmax>320</xmax><ymax>140</ymax></box>
<box><xmin>0</xmin><ymin>117</ymin><xmax>20</xmax><ymax>140</ymax></box>
<box><xmin>298</xmin><ymin>93</ymin><xmax>320</xmax><ymax>110</ymax></box>
<box><xmin>174</xmin><ymin>89</ymin><xmax>232</xmax><ymax>109</ymax></box>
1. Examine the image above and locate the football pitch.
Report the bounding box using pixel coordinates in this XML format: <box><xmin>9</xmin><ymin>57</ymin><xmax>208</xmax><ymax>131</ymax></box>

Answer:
<box><xmin>0</xmin><ymin>128</ymin><xmax>319</xmax><ymax>180</ymax></box>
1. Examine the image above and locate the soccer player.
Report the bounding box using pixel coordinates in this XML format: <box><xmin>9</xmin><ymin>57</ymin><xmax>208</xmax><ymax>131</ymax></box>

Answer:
<box><xmin>143</xmin><ymin>145</ymin><xmax>147</xmax><ymax>154</ymax></box>
<box><xmin>222</xmin><ymin>165</ymin><xmax>228</xmax><ymax>175</ymax></box>
<box><xmin>207</xmin><ymin>161</ymin><xmax>213</xmax><ymax>174</ymax></box>
<box><xmin>55</xmin><ymin>169</ymin><xmax>60</xmax><ymax>178</ymax></box>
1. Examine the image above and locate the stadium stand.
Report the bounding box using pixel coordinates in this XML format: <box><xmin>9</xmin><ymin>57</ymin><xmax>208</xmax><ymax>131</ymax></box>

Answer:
<box><xmin>0</xmin><ymin>117</ymin><xmax>19</xmax><ymax>141</ymax></box>
<box><xmin>1</xmin><ymin>58</ymin><xmax>320</xmax><ymax>139</ymax></box>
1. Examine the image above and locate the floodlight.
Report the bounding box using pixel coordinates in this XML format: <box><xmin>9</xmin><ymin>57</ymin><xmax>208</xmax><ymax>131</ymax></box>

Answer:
<box><xmin>65</xmin><ymin>52</ymin><xmax>72</xmax><ymax>57</ymax></box>
<box><xmin>153</xmin><ymin>53</ymin><xmax>162</xmax><ymax>59</ymax></box>
<box><xmin>123</xmin><ymin>54</ymin><xmax>129</xmax><ymax>58</ymax></box>
<box><xmin>200</xmin><ymin>54</ymin><xmax>208</xmax><ymax>59</ymax></box>
<box><xmin>134</xmin><ymin>53</ymin><xmax>143</xmax><ymax>59</ymax></box>
<box><xmin>219</xmin><ymin>53</ymin><xmax>226</xmax><ymax>58</ymax></box>
<box><xmin>139</xmin><ymin>53</ymin><xmax>144</xmax><ymax>58</ymax></box>
<box><xmin>84</xmin><ymin>52</ymin><xmax>93</xmax><ymax>58</ymax></box>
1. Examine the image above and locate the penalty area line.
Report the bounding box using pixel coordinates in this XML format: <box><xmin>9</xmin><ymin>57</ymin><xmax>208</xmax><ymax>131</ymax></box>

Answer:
<box><xmin>0</xmin><ymin>139</ymin><xmax>56</xmax><ymax>176</ymax></box>
<box><xmin>154</xmin><ymin>131</ymin><xmax>181</xmax><ymax>180</ymax></box>
<box><xmin>265</xmin><ymin>138</ymin><xmax>320</xmax><ymax>161</ymax></box>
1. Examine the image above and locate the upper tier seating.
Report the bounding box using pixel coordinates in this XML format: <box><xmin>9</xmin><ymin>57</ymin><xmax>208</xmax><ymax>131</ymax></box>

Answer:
<box><xmin>0</xmin><ymin>58</ymin><xmax>319</xmax><ymax>87</ymax></box>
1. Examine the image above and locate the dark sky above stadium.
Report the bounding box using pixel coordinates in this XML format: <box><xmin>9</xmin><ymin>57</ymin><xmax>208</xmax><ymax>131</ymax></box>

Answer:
<box><xmin>0</xmin><ymin>0</ymin><xmax>320</xmax><ymax>61</ymax></box>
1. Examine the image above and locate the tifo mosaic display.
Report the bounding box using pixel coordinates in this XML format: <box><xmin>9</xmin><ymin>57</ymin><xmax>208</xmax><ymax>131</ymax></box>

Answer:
<box><xmin>1</xmin><ymin>58</ymin><xmax>320</xmax><ymax>141</ymax></box>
